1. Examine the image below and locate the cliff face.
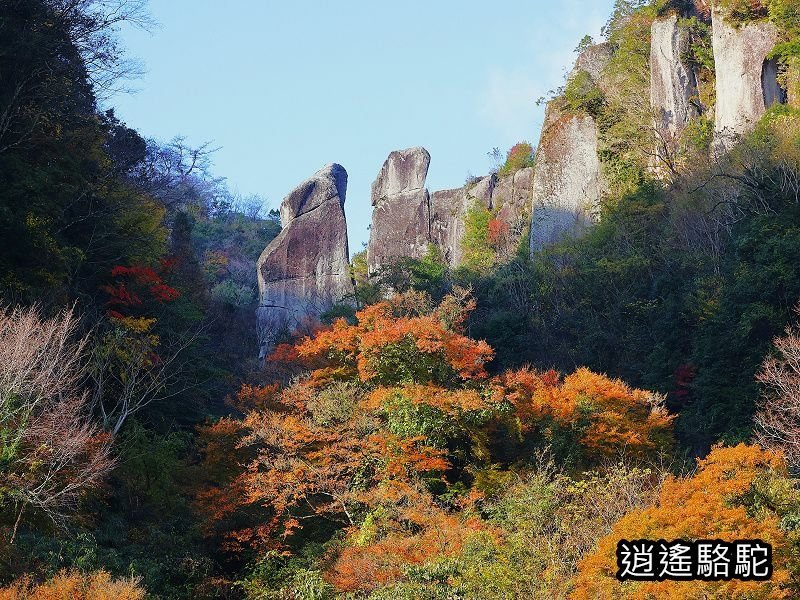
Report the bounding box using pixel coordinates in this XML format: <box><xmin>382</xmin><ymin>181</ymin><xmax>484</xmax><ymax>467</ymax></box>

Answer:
<box><xmin>257</xmin><ymin>3</ymin><xmax>797</xmax><ymax>354</ymax></box>
<box><xmin>650</xmin><ymin>14</ymin><xmax>698</xmax><ymax>160</ymax></box>
<box><xmin>256</xmin><ymin>164</ymin><xmax>353</xmax><ymax>358</ymax></box>
<box><xmin>528</xmin><ymin>44</ymin><xmax>609</xmax><ymax>252</ymax></box>
<box><xmin>530</xmin><ymin>110</ymin><xmax>604</xmax><ymax>250</ymax></box>
<box><xmin>369</xmin><ymin>149</ymin><xmax>531</xmax><ymax>271</ymax></box>
<box><xmin>367</xmin><ymin>147</ymin><xmax>432</xmax><ymax>274</ymax></box>
<box><xmin>712</xmin><ymin>7</ymin><xmax>780</xmax><ymax>150</ymax></box>
<box><xmin>427</xmin><ymin>170</ymin><xmax>530</xmax><ymax>268</ymax></box>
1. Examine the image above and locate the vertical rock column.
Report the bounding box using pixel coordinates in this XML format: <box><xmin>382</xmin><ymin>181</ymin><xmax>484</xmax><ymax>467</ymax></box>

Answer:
<box><xmin>650</xmin><ymin>14</ymin><xmax>698</xmax><ymax>166</ymax></box>
<box><xmin>366</xmin><ymin>147</ymin><xmax>432</xmax><ymax>275</ymax></box>
<box><xmin>528</xmin><ymin>43</ymin><xmax>610</xmax><ymax>252</ymax></box>
<box><xmin>256</xmin><ymin>164</ymin><xmax>354</xmax><ymax>358</ymax></box>
<box><xmin>712</xmin><ymin>7</ymin><xmax>780</xmax><ymax>151</ymax></box>
<box><xmin>529</xmin><ymin>109</ymin><xmax>605</xmax><ymax>251</ymax></box>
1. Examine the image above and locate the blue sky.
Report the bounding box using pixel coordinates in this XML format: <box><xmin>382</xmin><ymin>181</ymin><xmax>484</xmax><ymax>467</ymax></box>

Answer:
<box><xmin>112</xmin><ymin>0</ymin><xmax>615</xmax><ymax>253</ymax></box>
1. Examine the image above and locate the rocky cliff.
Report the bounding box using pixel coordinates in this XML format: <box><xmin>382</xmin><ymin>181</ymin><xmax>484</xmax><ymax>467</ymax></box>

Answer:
<box><xmin>530</xmin><ymin>110</ymin><xmax>604</xmax><ymax>250</ymax></box>
<box><xmin>367</xmin><ymin>147</ymin><xmax>532</xmax><ymax>272</ymax></box>
<box><xmin>256</xmin><ymin>164</ymin><xmax>353</xmax><ymax>358</ymax></box>
<box><xmin>428</xmin><ymin>169</ymin><xmax>531</xmax><ymax>268</ymax></box>
<box><xmin>367</xmin><ymin>147</ymin><xmax>432</xmax><ymax>274</ymax></box>
<box><xmin>650</xmin><ymin>14</ymin><xmax>698</xmax><ymax>163</ymax></box>
<box><xmin>712</xmin><ymin>6</ymin><xmax>781</xmax><ymax>150</ymax></box>
<box><xmin>257</xmin><ymin>2</ymin><xmax>798</xmax><ymax>352</ymax></box>
<box><xmin>528</xmin><ymin>44</ymin><xmax>610</xmax><ymax>252</ymax></box>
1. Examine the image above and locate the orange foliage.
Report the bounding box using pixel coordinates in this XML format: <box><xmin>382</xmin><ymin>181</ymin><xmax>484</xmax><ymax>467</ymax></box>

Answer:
<box><xmin>194</xmin><ymin>418</ymin><xmax>252</xmax><ymax>539</ymax></box>
<box><xmin>296</xmin><ymin>293</ymin><xmax>494</xmax><ymax>386</ymax></box>
<box><xmin>574</xmin><ymin>444</ymin><xmax>792</xmax><ymax>599</ymax></box>
<box><xmin>202</xmin><ymin>292</ymin><xmax>678</xmax><ymax>595</ymax></box>
<box><xmin>0</xmin><ymin>571</ymin><xmax>145</xmax><ymax>600</ymax></box>
<box><xmin>366</xmin><ymin>384</ymin><xmax>489</xmax><ymax>414</ymax></box>
<box><xmin>327</xmin><ymin>487</ymin><xmax>488</xmax><ymax>593</ymax></box>
<box><xmin>491</xmin><ymin>367</ymin><xmax>674</xmax><ymax>461</ymax></box>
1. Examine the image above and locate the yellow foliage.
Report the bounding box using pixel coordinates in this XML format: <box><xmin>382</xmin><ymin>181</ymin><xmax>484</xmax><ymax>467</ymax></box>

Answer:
<box><xmin>574</xmin><ymin>444</ymin><xmax>793</xmax><ymax>599</ymax></box>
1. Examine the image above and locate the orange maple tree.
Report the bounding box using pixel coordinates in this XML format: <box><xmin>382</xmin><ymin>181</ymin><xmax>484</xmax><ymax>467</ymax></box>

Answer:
<box><xmin>197</xmin><ymin>290</ymin><xmax>677</xmax><ymax>593</ymax></box>
<box><xmin>574</xmin><ymin>444</ymin><xmax>795</xmax><ymax>599</ymax></box>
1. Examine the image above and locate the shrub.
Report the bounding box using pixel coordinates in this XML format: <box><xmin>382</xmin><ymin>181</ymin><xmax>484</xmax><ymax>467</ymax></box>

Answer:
<box><xmin>497</xmin><ymin>143</ymin><xmax>534</xmax><ymax>177</ymax></box>
<box><xmin>0</xmin><ymin>570</ymin><xmax>145</xmax><ymax>600</ymax></box>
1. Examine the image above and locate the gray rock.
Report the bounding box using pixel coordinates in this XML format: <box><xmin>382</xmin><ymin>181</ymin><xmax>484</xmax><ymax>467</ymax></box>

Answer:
<box><xmin>530</xmin><ymin>111</ymin><xmax>605</xmax><ymax>251</ymax></box>
<box><xmin>367</xmin><ymin>148</ymin><xmax>433</xmax><ymax>274</ymax></box>
<box><xmin>428</xmin><ymin>168</ymin><xmax>533</xmax><ymax>269</ymax></box>
<box><xmin>650</xmin><ymin>15</ymin><xmax>698</xmax><ymax>159</ymax></box>
<box><xmin>572</xmin><ymin>42</ymin><xmax>613</xmax><ymax>86</ymax></box>
<box><xmin>430</xmin><ymin>187</ymin><xmax>469</xmax><ymax>267</ymax></box>
<box><xmin>371</xmin><ymin>147</ymin><xmax>431</xmax><ymax>201</ymax></box>
<box><xmin>712</xmin><ymin>7</ymin><xmax>780</xmax><ymax>151</ymax></box>
<box><xmin>257</xmin><ymin>164</ymin><xmax>354</xmax><ymax>358</ymax></box>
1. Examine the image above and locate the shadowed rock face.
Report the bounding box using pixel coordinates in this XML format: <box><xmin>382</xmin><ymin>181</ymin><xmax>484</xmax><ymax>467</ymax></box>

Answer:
<box><xmin>257</xmin><ymin>164</ymin><xmax>353</xmax><ymax>358</ymax></box>
<box><xmin>430</xmin><ymin>186</ymin><xmax>468</xmax><ymax>267</ymax></box>
<box><xmin>524</xmin><ymin>42</ymin><xmax>608</xmax><ymax>252</ymax></box>
<box><xmin>367</xmin><ymin>147</ymin><xmax>432</xmax><ymax>274</ymax></box>
<box><xmin>530</xmin><ymin>111</ymin><xmax>605</xmax><ymax>251</ymax></box>
<box><xmin>712</xmin><ymin>7</ymin><xmax>780</xmax><ymax>150</ymax></box>
<box><xmin>651</xmin><ymin>14</ymin><xmax>698</xmax><ymax>161</ymax></box>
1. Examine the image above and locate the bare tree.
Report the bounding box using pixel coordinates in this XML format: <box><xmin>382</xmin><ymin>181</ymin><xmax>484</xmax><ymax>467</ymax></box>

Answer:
<box><xmin>0</xmin><ymin>305</ymin><xmax>113</xmax><ymax>539</ymax></box>
<box><xmin>48</xmin><ymin>0</ymin><xmax>155</xmax><ymax>98</ymax></box>
<box><xmin>88</xmin><ymin>323</ymin><xmax>203</xmax><ymax>435</ymax></box>
<box><xmin>755</xmin><ymin>305</ymin><xmax>800</xmax><ymax>470</ymax></box>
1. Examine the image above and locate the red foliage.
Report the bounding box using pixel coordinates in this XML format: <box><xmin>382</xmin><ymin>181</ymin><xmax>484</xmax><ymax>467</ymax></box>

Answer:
<box><xmin>670</xmin><ymin>363</ymin><xmax>695</xmax><ymax>410</ymax></box>
<box><xmin>487</xmin><ymin>218</ymin><xmax>510</xmax><ymax>248</ymax></box>
<box><xmin>102</xmin><ymin>263</ymin><xmax>180</xmax><ymax>318</ymax></box>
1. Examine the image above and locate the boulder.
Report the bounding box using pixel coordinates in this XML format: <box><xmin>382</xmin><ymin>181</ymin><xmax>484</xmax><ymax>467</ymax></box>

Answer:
<box><xmin>712</xmin><ymin>7</ymin><xmax>781</xmax><ymax>150</ymax></box>
<box><xmin>367</xmin><ymin>147</ymin><xmax>432</xmax><ymax>274</ymax></box>
<box><xmin>256</xmin><ymin>164</ymin><xmax>353</xmax><ymax>358</ymax></box>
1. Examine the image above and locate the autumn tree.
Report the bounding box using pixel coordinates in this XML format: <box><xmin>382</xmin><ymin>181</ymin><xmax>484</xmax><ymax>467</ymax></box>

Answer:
<box><xmin>575</xmin><ymin>444</ymin><xmax>795</xmax><ymax>598</ymax></box>
<box><xmin>0</xmin><ymin>570</ymin><xmax>145</xmax><ymax>600</ymax></box>
<box><xmin>0</xmin><ymin>306</ymin><xmax>113</xmax><ymax>540</ymax></box>
<box><xmin>755</xmin><ymin>305</ymin><xmax>800</xmax><ymax>470</ymax></box>
<box><xmin>199</xmin><ymin>290</ymin><xmax>677</xmax><ymax>594</ymax></box>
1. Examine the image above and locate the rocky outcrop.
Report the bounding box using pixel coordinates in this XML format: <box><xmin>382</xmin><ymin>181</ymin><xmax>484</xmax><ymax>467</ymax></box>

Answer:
<box><xmin>367</xmin><ymin>147</ymin><xmax>432</xmax><ymax>274</ymax></box>
<box><xmin>427</xmin><ymin>169</ymin><xmax>532</xmax><ymax>268</ymax></box>
<box><xmin>712</xmin><ymin>7</ymin><xmax>781</xmax><ymax>150</ymax></box>
<box><xmin>257</xmin><ymin>164</ymin><xmax>353</xmax><ymax>358</ymax></box>
<box><xmin>527</xmin><ymin>42</ymin><xmax>610</xmax><ymax>252</ymax></box>
<box><xmin>530</xmin><ymin>110</ymin><xmax>605</xmax><ymax>251</ymax></box>
<box><xmin>650</xmin><ymin>15</ymin><xmax>698</xmax><ymax>154</ymax></box>
<box><xmin>572</xmin><ymin>42</ymin><xmax>614</xmax><ymax>93</ymax></box>
<box><xmin>429</xmin><ymin>186</ymin><xmax>471</xmax><ymax>267</ymax></box>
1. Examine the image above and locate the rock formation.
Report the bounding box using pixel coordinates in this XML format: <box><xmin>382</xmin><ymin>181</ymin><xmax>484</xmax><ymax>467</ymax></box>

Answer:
<box><xmin>257</xmin><ymin>164</ymin><xmax>353</xmax><ymax>358</ymax></box>
<box><xmin>530</xmin><ymin>110</ymin><xmax>605</xmax><ymax>250</ymax></box>
<box><xmin>529</xmin><ymin>43</ymin><xmax>610</xmax><ymax>252</ymax></box>
<box><xmin>572</xmin><ymin>42</ymin><xmax>614</xmax><ymax>92</ymax></box>
<box><xmin>650</xmin><ymin>14</ymin><xmax>698</xmax><ymax>161</ymax></box>
<box><xmin>367</xmin><ymin>147</ymin><xmax>432</xmax><ymax>274</ymax></box>
<box><xmin>429</xmin><ymin>171</ymin><xmax>529</xmax><ymax>268</ymax></box>
<box><xmin>712</xmin><ymin>7</ymin><xmax>781</xmax><ymax>150</ymax></box>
